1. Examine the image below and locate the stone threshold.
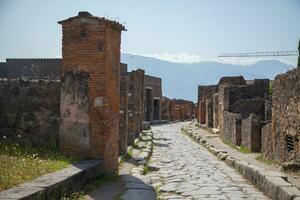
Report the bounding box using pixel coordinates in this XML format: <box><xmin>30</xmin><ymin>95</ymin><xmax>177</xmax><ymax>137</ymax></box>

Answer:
<box><xmin>182</xmin><ymin>125</ymin><xmax>300</xmax><ymax>200</ymax></box>
<box><xmin>0</xmin><ymin>160</ymin><xmax>103</xmax><ymax>200</ymax></box>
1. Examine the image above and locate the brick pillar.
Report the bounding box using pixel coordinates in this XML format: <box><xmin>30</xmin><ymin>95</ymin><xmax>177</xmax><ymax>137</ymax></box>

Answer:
<box><xmin>213</xmin><ymin>93</ymin><xmax>219</xmax><ymax>128</ymax></box>
<box><xmin>205</xmin><ymin>97</ymin><xmax>213</xmax><ymax>128</ymax></box>
<box><xmin>127</xmin><ymin>69</ymin><xmax>145</xmax><ymax>145</ymax></box>
<box><xmin>58</xmin><ymin>11</ymin><xmax>126</xmax><ymax>174</ymax></box>
<box><xmin>119</xmin><ymin>64</ymin><xmax>129</xmax><ymax>155</ymax></box>
<box><xmin>199</xmin><ymin>100</ymin><xmax>206</xmax><ymax>124</ymax></box>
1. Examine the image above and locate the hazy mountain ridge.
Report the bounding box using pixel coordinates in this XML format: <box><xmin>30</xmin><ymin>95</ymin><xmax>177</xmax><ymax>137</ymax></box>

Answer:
<box><xmin>121</xmin><ymin>53</ymin><xmax>294</xmax><ymax>102</ymax></box>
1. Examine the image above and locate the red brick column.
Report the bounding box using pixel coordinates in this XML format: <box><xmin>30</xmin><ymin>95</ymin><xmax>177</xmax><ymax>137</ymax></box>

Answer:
<box><xmin>58</xmin><ymin>11</ymin><xmax>125</xmax><ymax>174</ymax></box>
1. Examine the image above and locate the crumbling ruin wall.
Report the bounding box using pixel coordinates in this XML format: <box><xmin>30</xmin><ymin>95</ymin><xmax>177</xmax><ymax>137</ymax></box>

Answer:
<box><xmin>213</xmin><ymin>93</ymin><xmax>219</xmax><ymax>128</ymax></box>
<box><xmin>241</xmin><ymin>114</ymin><xmax>262</xmax><ymax>152</ymax></box>
<box><xmin>223</xmin><ymin>111</ymin><xmax>242</xmax><ymax>146</ymax></box>
<box><xmin>205</xmin><ymin>98</ymin><xmax>213</xmax><ymax>127</ymax></box>
<box><xmin>128</xmin><ymin>69</ymin><xmax>145</xmax><ymax>145</ymax></box>
<box><xmin>219</xmin><ymin>78</ymin><xmax>269</xmax><ymax>137</ymax></box>
<box><xmin>0</xmin><ymin>79</ymin><xmax>60</xmax><ymax>147</ymax></box>
<box><xmin>261</xmin><ymin>123</ymin><xmax>273</xmax><ymax>159</ymax></box>
<box><xmin>197</xmin><ymin>85</ymin><xmax>216</xmax><ymax>124</ymax></box>
<box><xmin>119</xmin><ymin>66</ymin><xmax>129</xmax><ymax>155</ymax></box>
<box><xmin>230</xmin><ymin>99</ymin><xmax>266</xmax><ymax>120</ymax></box>
<box><xmin>270</xmin><ymin>67</ymin><xmax>300</xmax><ymax>162</ymax></box>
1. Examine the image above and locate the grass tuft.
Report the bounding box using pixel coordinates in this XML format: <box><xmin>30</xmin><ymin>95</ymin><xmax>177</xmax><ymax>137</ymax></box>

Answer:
<box><xmin>221</xmin><ymin>138</ymin><xmax>251</xmax><ymax>154</ymax></box>
<box><xmin>256</xmin><ymin>155</ymin><xmax>278</xmax><ymax>165</ymax></box>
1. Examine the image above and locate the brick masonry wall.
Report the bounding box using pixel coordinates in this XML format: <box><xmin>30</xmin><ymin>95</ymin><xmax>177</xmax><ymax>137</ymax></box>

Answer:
<box><xmin>58</xmin><ymin>12</ymin><xmax>124</xmax><ymax>174</ymax></box>
<box><xmin>0</xmin><ymin>79</ymin><xmax>60</xmax><ymax>147</ymax></box>
<box><xmin>170</xmin><ymin>100</ymin><xmax>179</xmax><ymax>121</ymax></box>
<box><xmin>241</xmin><ymin>114</ymin><xmax>262</xmax><ymax>152</ymax></box>
<box><xmin>144</xmin><ymin>75</ymin><xmax>162</xmax><ymax>122</ymax></box>
<box><xmin>161</xmin><ymin>97</ymin><xmax>170</xmax><ymax>120</ymax></box>
<box><xmin>127</xmin><ymin>69</ymin><xmax>145</xmax><ymax>145</ymax></box>
<box><xmin>119</xmin><ymin>73</ymin><xmax>128</xmax><ymax>155</ymax></box>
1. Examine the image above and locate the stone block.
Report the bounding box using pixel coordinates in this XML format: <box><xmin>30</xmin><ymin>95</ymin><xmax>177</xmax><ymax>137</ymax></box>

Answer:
<box><xmin>241</xmin><ymin>114</ymin><xmax>262</xmax><ymax>152</ymax></box>
<box><xmin>225</xmin><ymin>156</ymin><xmax>235</xmax><ymax>167</ymax></box>
<box><xmin>262</xmin><ymin>176</ymin><xmax>291</xmax><ymax>199</ymax></box>
<box><xmin>277</xmin><ymin>186</ymin><xmax>300</xmax><ymax>200</ymax></box>
<box><xmin>223</xmin><ymin>111</ymin><xmax>242</xmax><ymax>146</ymax></box>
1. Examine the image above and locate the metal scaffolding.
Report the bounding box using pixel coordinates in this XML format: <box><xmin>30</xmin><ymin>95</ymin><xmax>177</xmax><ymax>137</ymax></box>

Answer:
<box><xmin>218</xmin><ymin>51</ymin><xmax>298</xmax><ymax>57</ymax></box>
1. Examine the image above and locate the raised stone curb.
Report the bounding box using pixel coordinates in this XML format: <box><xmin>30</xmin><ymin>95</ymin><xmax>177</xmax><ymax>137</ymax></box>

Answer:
<box><xmin>121</xmin><ymin>130</ymin><xmax>156</xmax><ymax>200</ymax></box>
<box><xmin>181</xmin><ymin>125</ymin><xmax>300</xmax><ymax>200</ymax></box>
<box><xmin>0</xmin><ymin>160</ymin><xmax>103</xmax><ymax>200</ymax></box>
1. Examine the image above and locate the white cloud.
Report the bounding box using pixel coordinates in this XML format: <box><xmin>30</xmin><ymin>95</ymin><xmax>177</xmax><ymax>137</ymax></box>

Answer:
<box><xmin>141</xmin><ymin>53</ymin><xmax>204</xmax><ymax>64</ymax></box>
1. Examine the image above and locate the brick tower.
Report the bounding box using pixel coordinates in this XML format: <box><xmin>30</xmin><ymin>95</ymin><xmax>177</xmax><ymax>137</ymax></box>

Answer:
<box><xmin>58</xmin><ymin>11</ymin><xmax>126</xmax><ymax>174</ymax></box>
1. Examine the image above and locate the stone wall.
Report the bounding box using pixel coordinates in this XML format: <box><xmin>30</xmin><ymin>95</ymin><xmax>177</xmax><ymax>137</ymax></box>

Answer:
<box><xmin>269</xmin><ymin>67</ymin><xmax>300</xmax><ymax>162</ymax></box>
<box><xmin>223</xmin><ymin>111</ymin><xmax>242</xmax><ymax>146</ymax></box>
<box><xmin>261</xmin><ymin>123</ymin><xmax>273</xmax><ymax>159</ymax></box>
<box><xmin>230</xmin><ymin>99</ymin><xmax>266</xmax><ymax>120</ymax></box>
<box><xmin>219</xmin><ymin>78</ymin><xmax>269</xmax><ymax>136</ymax></box>
<box><xmin>0</xmin><ymin>79</ymin><xmax>60</xmax><ymax>147</ymax></box>
<box><xmin>205</xmin><ymin>97</ymin><xmax>213</xmax><ymax>127</ymax></box>
<box><xmin>241</xmin><ymin>114</ymin><xmax>261</xmax><ymax>152</ymax></box>
<box><xmin>197</xmin><ymin>85</ymin><xmax>216</xmax><ymax>124</ymax></box>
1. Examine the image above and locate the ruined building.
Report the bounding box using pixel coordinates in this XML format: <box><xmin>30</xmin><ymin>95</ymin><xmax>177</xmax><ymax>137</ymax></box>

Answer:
<box><xmin>144</xmin><ymin>75</ymin><xmax>162</xmax><ymax>123</ymax></box>
<box><xmin>262</xmin><ymin>67</ymin><xmax>300</xmax><ymax>162</ymax></box>
<box><xmin>197</xmin><ymin>76</ymin><xmax>271</xmax><ymax>152</ymax></box>
<box><xmin>58</xmin><ymin>11</ymin><xmax>126</xmax><ymax>174</ymax></box>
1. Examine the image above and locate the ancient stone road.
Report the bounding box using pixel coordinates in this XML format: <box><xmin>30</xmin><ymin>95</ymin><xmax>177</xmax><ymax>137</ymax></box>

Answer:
<box><xmin>148</xmin><ymin>122</ymin><xmax>269</xmax><ymax>200</ymax></box>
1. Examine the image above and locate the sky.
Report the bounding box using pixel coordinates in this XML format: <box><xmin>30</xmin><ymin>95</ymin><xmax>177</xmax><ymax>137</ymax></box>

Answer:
<box><xmin>0</xmin><ymin>0</ymin><xmax>299</xmax><ymax>65</ymax></box>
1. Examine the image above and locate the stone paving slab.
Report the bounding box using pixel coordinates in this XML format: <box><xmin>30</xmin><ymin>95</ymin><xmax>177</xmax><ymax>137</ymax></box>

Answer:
<box><xmin>149</xmin><ymin>122</ymin><xmax>269</xmax><ymax>200</ymax></box>
<box><xmin>183</xmin><ymin>121</ymin><xmax>300</xmax><ymax>200</ymax></box>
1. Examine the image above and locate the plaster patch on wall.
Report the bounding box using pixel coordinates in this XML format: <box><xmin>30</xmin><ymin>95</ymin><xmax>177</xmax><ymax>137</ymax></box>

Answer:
<box><xmin>60</xmin><ymin>71</ymin><xmax>91</xmax><ymax>149</ymax></box>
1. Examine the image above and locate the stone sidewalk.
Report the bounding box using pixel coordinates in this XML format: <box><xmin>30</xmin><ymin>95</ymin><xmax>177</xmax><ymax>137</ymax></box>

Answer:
<box><xmin>85</xmin><ymin>130</ymin><xmax>156</xmax><ymax>200</ymax></box>
<box><xmin>188</xmin><ymin>121</ymin><xmax>300</xmax><ymax>190</ymax></box>
<box><xmin>148</xmin><ymin>122</ymin><xmax>269</xmax><ymax>199</ymax></box>
<box><xmin>183</xmin><ymin>121</ymin><xmax>300</xmax><ymax>199</ymax></box>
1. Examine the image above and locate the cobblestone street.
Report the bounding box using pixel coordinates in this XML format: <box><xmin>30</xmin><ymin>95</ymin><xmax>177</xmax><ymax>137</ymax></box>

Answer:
<box><xmin>148</xmin><ymin>122</ymin><xmax>269</xmax><ymax>200</ymax></box>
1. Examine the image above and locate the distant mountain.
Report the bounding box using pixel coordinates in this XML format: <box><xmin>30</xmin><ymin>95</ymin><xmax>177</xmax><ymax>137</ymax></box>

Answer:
<box><xmin>121</xmin><ymin>53</ymin><xmax>294</xmax><ymax>102</ymax></box>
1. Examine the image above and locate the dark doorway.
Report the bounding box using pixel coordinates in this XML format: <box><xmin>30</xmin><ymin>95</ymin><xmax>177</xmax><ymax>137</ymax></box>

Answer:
<box><xmin>145</xmin><ymin>89</ymin><xmax>152</xmax><ymax>121</ymax></box>
<box><xmin>153</xmin><ymin>99</ymin><xmax>160</xmax><ymax>120</ymax></box>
